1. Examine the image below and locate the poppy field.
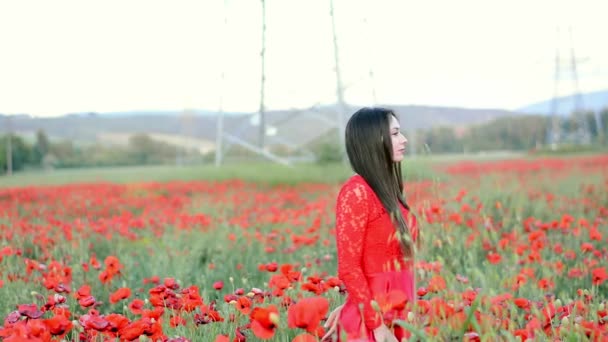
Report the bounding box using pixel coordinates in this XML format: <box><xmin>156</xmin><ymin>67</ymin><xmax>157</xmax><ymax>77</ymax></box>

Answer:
<box><xmin>0</xmin><ymin>154</ymin><xmax>607</xmax><ymax>341</ymax></box>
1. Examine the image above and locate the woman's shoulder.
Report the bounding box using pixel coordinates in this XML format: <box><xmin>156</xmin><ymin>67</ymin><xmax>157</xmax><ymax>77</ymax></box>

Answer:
<box><xmin>337</xmin><ymin>174</ymin><xmax>376</xmax><ymax>204</ymax></box>
<box><xmin>339</xmin><ymin>174</ymin><xmax>370</xmax><ymax>193</ymax></box>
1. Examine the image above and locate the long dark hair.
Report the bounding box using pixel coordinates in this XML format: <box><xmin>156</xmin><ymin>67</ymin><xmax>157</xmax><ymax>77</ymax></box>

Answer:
<box><xmin>345</xmin><ymin>107</ymin><xmax>415</xmax><ymax>259</ymax></box>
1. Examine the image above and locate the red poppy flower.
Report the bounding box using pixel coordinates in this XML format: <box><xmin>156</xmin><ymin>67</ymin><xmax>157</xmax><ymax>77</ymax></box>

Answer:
<box><xmin>129</xmin><ymin>299</ymin><xmax>145</xmax><ymax>315</ymax></box>
<box><xmin>250</xmin><ymin>304</ymin><xmax>279</xmax><ymax>339</ymax></box>
<box><xmin>287</xmin><ymin>297</ymin><xmax>329</xmax><ymax>335</ymax></box>
<box><xmin>592</xmin><ymin>267</ymin><xmax>607</xmax><ymax>285</ymax></box>
<box><xmin>487</xmin><ymin>252</ymin><xmax>502</xmax><ymax>264</ymax></box>
<box><xmin>44</xmin><ymin>314</ymin><xmax>73</xmax><ymax>336</ymax></box>
<box><xmin>109</xmin><ymin>287</ymin><xmax>132</xmax><ymax>304</ymax></box>
<box><xmin>235</xmin><ymin>296</ymin><xmax>252</xmax><ymax>315</ymax></box>
<box><xmin>292</xmin><ymin>333</ymin><xmax>317</xmax><ymax>342</ymax></box>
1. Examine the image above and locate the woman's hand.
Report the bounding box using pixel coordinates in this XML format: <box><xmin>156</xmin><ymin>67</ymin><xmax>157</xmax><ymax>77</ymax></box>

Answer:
<box><xmin>321</xmin><ymin>304</ymin><xmax>343</xmax><ymax>341</ymax></box>
<box><xmin>373</xmin><ymin>324</ymin><xmax>398</xmax><ymax>342</ymax></box>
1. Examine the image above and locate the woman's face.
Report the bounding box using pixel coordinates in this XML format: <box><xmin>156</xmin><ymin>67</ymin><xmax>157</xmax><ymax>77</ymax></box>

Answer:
<box><xmin>389</xmin><ymin>115</ymin><xmax>408</xmax><ymax>162</ymax></box>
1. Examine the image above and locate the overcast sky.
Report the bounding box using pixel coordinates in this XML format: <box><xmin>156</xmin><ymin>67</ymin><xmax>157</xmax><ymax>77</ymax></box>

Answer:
<box><xmin>0</xmin><ymin>0</ymin><xmax>606</xmax><ymax>117</ymax></box>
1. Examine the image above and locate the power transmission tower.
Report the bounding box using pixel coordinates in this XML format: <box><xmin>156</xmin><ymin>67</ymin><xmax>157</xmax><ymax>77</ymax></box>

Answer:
<box><xmin>214</xmin><ymin>0</ymin><xmax>290</xmax><ymax>167</ymax></box>
<box><xmin>547</xmin><ymin>26</ymin><xmax>590</xmax><ymax>148</ymax></box>
<box><xmin>566</xmin><ymin>27</ymin><xmax>591</xmax><ymax>145</ymax></box>
<box><xmin>214</xmin><ymin>1</ymin><xmax>370</xmax><ymax>165</ymax></box>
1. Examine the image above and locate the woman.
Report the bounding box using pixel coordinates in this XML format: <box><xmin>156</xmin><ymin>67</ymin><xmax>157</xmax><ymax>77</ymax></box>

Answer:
<box><xmin>323</xmin><ymin>107</ymin><xmax>420</xmax><ymax>342</ymax></box>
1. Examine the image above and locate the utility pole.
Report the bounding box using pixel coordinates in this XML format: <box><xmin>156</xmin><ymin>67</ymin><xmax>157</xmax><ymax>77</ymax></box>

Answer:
<box><xmin>258</xmin><ymin>0</ymin><xmax>267</xmax><ymax>151</ymax></box>
<box><xmin>329</xmin><ymin>0</ymin><xmax>347</xmax><ymax>161</ymax></box>
<box><xmin>215</xmin><ymin>0</ymin><xmax>228</xmax><ymax>167</ymax></box>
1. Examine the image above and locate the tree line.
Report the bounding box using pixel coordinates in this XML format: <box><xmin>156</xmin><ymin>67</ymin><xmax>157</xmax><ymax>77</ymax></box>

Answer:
<box><xmin>2</xmin><ymin>107</ymin><xmax>607</xmax><ymax>172</ymax></box>
<box><xmin>0</xmin><ymin>132</ymin><xmax>203</xmax><ymax>172</ymax></box>
<box><xmin>412</xmin><ymin>108</ymin><xmax>608</xmax><ymax>155</ymax></box>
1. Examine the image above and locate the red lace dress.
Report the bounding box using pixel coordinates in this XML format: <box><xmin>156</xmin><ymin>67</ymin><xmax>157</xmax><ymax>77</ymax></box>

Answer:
<box><xmin>334</xmin><ymin>174</ymin><xmax>419</xmax><ymax>341</ymax></box>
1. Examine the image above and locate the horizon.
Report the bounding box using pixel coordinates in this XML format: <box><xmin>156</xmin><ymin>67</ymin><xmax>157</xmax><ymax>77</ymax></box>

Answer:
<box><xmin>1</xmin><ymin>0</ymin><xmax>607</xmax><ymax>117</ymax></box>
<box><xmin>4</xmin><ymin>87</ymin><xmax>607</xmax><ymax>119</ymax></box>
<box><xmin>0</xmin><ymin>101</ymin><xmax>526</xmax><ymax>118</ymax></box>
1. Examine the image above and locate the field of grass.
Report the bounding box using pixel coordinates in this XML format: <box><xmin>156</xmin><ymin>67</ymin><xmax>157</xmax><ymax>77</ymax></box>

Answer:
<box><xmin>0</xmin><ymin>151</ymin><xmax>531</xmax><ymax>188</ymax></box>
<box><xmin>0</xmin><ymin>153</ymin><xmax>607</xmax><ymax>341</ymax></box>
<box><xmin>0</xmin><ymin>159</ymin><xmax>440</xmax><ymax>188</ymax></box>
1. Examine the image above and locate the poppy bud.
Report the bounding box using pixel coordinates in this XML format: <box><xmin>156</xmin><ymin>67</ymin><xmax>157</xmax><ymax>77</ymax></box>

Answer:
<box><xmin>269</xmin><ymin>312</ymin><xmax>279</xmax><ymax>325</ymax></box>
<box><xmin>370</xmin><ymin>300</ymin><xmax>380</xmax><ymax>312</ymax></box>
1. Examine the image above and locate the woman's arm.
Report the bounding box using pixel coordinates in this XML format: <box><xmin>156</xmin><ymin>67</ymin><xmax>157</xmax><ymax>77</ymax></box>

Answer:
<box><xmin>335</xmin><ymin>182</ymin><xmax>382</xmax><ymax>330</ymax></box>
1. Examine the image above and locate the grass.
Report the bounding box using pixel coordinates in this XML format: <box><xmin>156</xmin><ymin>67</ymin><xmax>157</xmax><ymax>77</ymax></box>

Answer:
<box><xmin>0</xmin><ymin>150</ymin><xmax>538</xmax><ymax>188</ymax></box>
<box><xmin>0</xmin><ymin>159</ymin><xmax>441</xmax><ymax>188</ymax></box>
<box><xmin>1</xmin><ymin>152</ymin><xmax>606</xmax><ymax>340</ymax></box>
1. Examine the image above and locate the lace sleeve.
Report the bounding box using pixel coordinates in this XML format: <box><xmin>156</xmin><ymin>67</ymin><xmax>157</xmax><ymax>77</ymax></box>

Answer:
<box><xmin>335</xmin><ymin>181</ymin><xmax>382</xmax><ymax>330</ymax></box>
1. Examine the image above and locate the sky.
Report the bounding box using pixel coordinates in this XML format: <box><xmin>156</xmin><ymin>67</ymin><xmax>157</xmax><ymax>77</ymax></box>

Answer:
<box><xmin>0</xmin><ymin>0</ymin><xmax>606</xmax><ymax>117</ymax></box>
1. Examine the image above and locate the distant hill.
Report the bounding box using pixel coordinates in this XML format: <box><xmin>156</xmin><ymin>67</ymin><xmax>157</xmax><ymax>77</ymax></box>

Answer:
<box><xmin>0</xmin><ymin>104</ymin><xmax>528</xmax><ymax>152</ymax></box>
<box><xmin>517</xmin><ymin>89</ymin><xmax>608</xmax><ymax>116</ymax></box>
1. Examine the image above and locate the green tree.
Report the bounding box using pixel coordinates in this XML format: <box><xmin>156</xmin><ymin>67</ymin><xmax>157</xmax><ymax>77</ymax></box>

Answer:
<box><xmin>128</xmin><ymin>133</ymin><xmax>181</xmax><ymax>165</ymax></box>
<box><xmin>599</xmin><ymin>108</ymin><xmax>608</xmax><ymax>144</ymax></box>
<box><xmin>129</xmin><ymin>133</ymin><xmax>154</xmax><ymax>164</ymax></box>
<box><xmin>315</xmin><ymin>142</ymin><xmax>343</xmax><ymax>164</ymax></box>
<box><xmin>0</xmin><ymin>134</ymin><xmax>33</xmax><ymax>172</ymax></box>
<box><xmin>33</xmin><ymin>129</ymin><xmax>51</xmax><ymax>165</ymax></box>
<box><xmin>418</xmin><ymin>126</ymin><xmax>463</xmax><ymax>154</ymax></box>
<box><xmin>461</xmin><ymin>115</ymin><xmax>549</xmax><ymax>152</ymax></box>
<box><xmin>49</xmin><ymin>140</ymin><xmax>83</xmax><ymax>167</ymax></box>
